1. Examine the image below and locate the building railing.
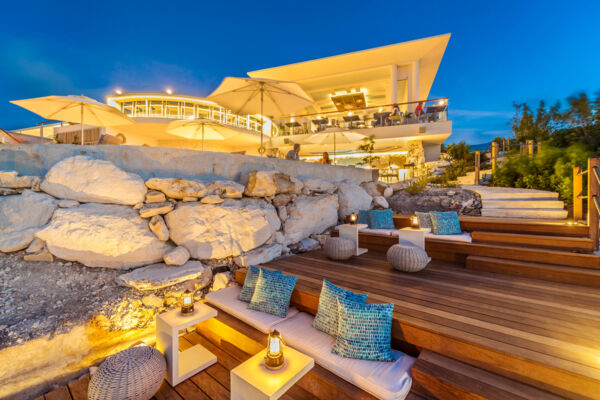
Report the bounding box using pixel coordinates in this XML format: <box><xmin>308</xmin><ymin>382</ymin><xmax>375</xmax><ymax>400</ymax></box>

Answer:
<box><xmin>573</xmin><ymin>158</ymin><xmax>600</xmax><ymax>250</ymax></box>
<box><xmin>271</xmin><ymin>98</ymin><xmax>449</xmax><ymax>136</ymax></box>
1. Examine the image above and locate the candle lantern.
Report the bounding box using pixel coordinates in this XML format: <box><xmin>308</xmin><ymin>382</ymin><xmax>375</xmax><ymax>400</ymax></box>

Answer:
<box><xmin>409</xmin><ymin>215</ymin><xmax>420</xmax><ymax>228</ymax></box>
<box><xmin>349</xmin><ymin>213</ymin><xmax>358</xmax><ymax>224</ymax></box>
<box><xmin>265</xmin><ymin>330</ymin><xmax>285</xmax><ymax>370</ymax></box>
<box><xmin>181</xmin><ymin>289</ymin><xmax>194</xmax><ymax>315</ymax></box>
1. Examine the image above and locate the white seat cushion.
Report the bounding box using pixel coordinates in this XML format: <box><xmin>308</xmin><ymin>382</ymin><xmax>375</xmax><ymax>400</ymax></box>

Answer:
<box><xmin>276</xmin><ymin>312</ymin><xmax>414</xmax><ymax>400</ymax></box>
<box><xmin>205</xmin><ymin>285</ymin><xmax>299</xmax><ymax>333</ymax></box>
<box><xmin>359</xmin><ymin>228</ymin><xmax>397</xmax><ymax>236</ymax></box>
<box><xmin>425</xmin><ymin>232</ymin><xmax>472</xmax><ymax>243</ymax></box>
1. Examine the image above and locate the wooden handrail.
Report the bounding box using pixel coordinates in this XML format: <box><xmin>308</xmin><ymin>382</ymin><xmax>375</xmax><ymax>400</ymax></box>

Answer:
<box><xmin>573</xmin><ymin>159</ymin><xmax>600</xmax><ymax>251</ymax></box>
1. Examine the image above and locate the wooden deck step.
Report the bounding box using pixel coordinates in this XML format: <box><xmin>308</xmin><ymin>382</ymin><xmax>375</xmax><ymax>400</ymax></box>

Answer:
<box><xmin>471</xmin><ymin>231</ymin><xmax>595</xmax><ymax>252</ymax></box>
<box><xmin>411</xmin><ymin>350</ymin><xmax>563</xmax><ymax>400</ymax></box>
<box><xmin>466</xmin><ymin>256</ymin><xmax>600</xmax><ymax>288</ymax></box>
<box><xmin>426</xmin><ymin>239</ymin><xmax>600</xmax><ymax>269</ymax></box>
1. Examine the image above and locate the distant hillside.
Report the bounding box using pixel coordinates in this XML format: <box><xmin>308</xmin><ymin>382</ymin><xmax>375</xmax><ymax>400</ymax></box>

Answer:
<box><xmin>469</xmin><ymin>142</ymin><xmax>491</xmax><ymax>152</ymax></box>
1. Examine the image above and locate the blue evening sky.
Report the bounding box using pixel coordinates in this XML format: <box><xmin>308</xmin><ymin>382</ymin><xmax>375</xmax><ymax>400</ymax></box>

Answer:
<box><xmin>1</xmin><ymin>0</ymin><xmax>599</xmax><ymax>144</ymax></box>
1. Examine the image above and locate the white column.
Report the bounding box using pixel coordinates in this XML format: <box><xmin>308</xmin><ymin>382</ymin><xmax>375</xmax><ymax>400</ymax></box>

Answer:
<box><xmin>390</xmin><ymin>64</ymin><xmax>398</xmax><ymax>104</ymax></box>
<box><xmin>409</xmin><ymin>60</ymin><xmax>420</xmax><ymax>112</ymax></box>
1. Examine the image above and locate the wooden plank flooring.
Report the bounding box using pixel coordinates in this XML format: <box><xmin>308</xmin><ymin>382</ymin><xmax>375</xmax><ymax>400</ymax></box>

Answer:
<box><xmin>259</xmin><ymin>251</ymin><xmax>600</xmax><ymax>399</ymax></box>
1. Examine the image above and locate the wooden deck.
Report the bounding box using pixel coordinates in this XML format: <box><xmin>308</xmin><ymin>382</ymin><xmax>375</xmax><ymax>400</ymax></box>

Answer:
<box><xmin>254</xmin><ymin>251</ymin><xmax>600</xmax><ymax>399</ymax></box>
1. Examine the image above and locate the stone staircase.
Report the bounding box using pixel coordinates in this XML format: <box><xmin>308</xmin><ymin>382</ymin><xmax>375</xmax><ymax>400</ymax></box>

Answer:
<box><xmin>462</xmin><ymin>185</ymin><xmax>568</xmax><ymax>219</ymax></box>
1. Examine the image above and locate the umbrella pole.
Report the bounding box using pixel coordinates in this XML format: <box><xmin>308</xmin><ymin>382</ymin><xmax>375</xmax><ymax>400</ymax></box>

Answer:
<box><xmin>202</xmin><ymin>124</ymin><xmax>204</xmax><ymax>152</ymax></box>
<box><xmin>80</xmin><ymin>103</ymin><xmax>84</xmax><ymax>146</ymax></box>
<box><xmin>260</xmin><ymin>83</ymin><xmax>264</xmax><ymax>157</ymax></box>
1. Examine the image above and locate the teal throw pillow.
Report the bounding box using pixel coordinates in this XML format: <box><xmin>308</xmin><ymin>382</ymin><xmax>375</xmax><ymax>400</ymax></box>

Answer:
<box><xmin>248</xmin><ymin>269</ymin><xmax>298</xmax><ymax>318</ymax></box>
<box><xmin>430</xmin><ymin>211</ymin><xmax>461</xmax><ymax>235</ymax></box>
<box><xmin>368</xmin><ymin>209</ymin><xmax>395</xmax><ymax>229</ymax></box>
<box><xmin>415</xmin><ymin>211</ymin><xmax>433</xmax><ymax>230</ymax></box>
<box><xmin>313</xmin><ymin>280</ymin><xmax>367</xmax><ymax>337</ymax></box>
<box><xmin>239</xmin><ymin>266</ymin><xmax>281</xmax><ymax>302</ymax></box>
<box><xmin>333</xmin><ymin>298</ymin><xmax>395</xmax><ymax>361</ymax></box>
<box><xmin>357</xmin><ymin>210</ymin><xmax>370</xmax><ymax>225</ymax></box>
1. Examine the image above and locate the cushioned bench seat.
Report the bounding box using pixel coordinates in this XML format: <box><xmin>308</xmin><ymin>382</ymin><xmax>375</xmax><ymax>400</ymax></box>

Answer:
<box><xmin>276</xmin><ymin>312</ymin><xmax>415</xmax><ymax>400</ymax></box>
<box><xmin>205</xmin><ymin>285</ymin><xmax>299</xmax><ymax>333</ymax></box>
<box><xmin>424</xmin><ymin>232</ymin><xmax>472</xmax><ymax>243</ymax></box>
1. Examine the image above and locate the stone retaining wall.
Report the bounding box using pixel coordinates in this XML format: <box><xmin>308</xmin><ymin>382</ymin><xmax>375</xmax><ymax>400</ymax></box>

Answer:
<box><xmin>0</xmin><ymin>144</ymin><xmax>374</xmax><ymax>183</ymax></box>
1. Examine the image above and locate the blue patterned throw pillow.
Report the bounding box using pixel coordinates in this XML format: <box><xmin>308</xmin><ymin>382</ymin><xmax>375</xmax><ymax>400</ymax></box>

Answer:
<box><xmin>368</xmin><ymin>209</ymin><xmax>395</xmax><ymax>229</ymax></box>
<box><xmin>239</xmin><ymin>266</ymin><xmax>281</xmax><ymax>303</ymax></box>
<box><xmin>333</xmin><ymin>298</ymin><xmax>395</xmax><ymax>361</ymax></box>
<box><xmin>248</xmin><ymin>269</ymin><xmax>298</xmax><ymax>318</ymax></box>
<box><xmin>415</xmin><ymin>211</ymin><xmax>433</xmax><ymax>230</ymax></box>
<box><xmin>313</xmin><ymin>280</ymin><xmax>368</xmax><ymax>336</ymax></box>
<box><xmin>430</xmin><ymin>211</ymin><xmax>461</xmax><ymax>235</ymax></box>
<box><xmin>357</xmin><ymin>210</ymin><xmax>370</xmax><ymax>225</ymax></box>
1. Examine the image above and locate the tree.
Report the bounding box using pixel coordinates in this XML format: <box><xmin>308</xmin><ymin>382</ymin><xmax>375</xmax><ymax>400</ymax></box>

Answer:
<box><xmin>357</xmin><ymin>135</ymin><xmax>379</xmax><ymax>168</ymax></box>
<box><xmin>444</xmin><ymin>141</ymin><xmax>470</xmax><ymax>161</ymax></box>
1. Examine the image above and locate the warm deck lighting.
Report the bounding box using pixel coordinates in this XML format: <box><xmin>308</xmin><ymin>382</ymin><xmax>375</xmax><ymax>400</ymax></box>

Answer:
<box><xmin>115</xmin><ymin>88</ymin><xmax>122</xmax><ymax>95</ymax></box>
<box><xmin>438</xmin><ymin>100</ymin><xmax>445</xmax><ymax>105</ymax></box>
<box><xmin>410</xmin><ymin>215</ymin><xmax>420</xmax><ymax>228</ymax></box>
<box><xmin>181</xmin><ymin>290</ymin><xmax>194</xmax><ymax>315</ymax></box>
<box><xmin>378</xmin><ymin>108</ymin><xmax>383</xmax><ymax>112</ymax></box>
<box><xmin>265</xmin><ymin>330</ymin><xmax>285</xmax><ymax>370</ymax></box>
<box><xmin>349</xmin><ymin>213</ymin><xmax>358</xmax><ymax>224</ymax></box>
<box><xmin>166</xmin><ymin>88</ymin><xmax>173</xmax><ymax>95</ymax></box>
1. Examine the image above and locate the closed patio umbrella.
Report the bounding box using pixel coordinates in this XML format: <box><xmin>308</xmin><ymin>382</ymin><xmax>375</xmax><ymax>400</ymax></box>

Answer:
<box><xmin>207</xmin><ymin>77</ymin><xmax>313</xmax><ymax>156</ymax></box>
<box><xmin>166</xmin><ymin>119</ymin><xmax>250</xmax><ymax>151</ymax></box>
<box><xmin>10</xmin><ymin>95</ymin><xmax>134</xmax><ymax>145</ymax></box>
<box><xmin>308</xmin><ymin>129</ymin><xmax>365</xmax><ymax>165</ymax></box>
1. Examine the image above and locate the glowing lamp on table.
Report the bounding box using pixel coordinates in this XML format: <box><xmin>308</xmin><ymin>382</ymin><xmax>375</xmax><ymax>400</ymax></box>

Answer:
<box><xmin>180</xmin><ymin>289</ymin><xmax>194</xmax><ymax>315</ymax></box>
<box><xmin>349</xmin><ymin>213</ymin><xmax>358</xmax><ymax>225</ymax></box>
<box><xmin>265</xmin><ymin>330</ymin><xmax>285</xmax><ymax>370</ymax></box>
<box><xmin>409</xmin><ymin>215</ymin><xmax>420</xmax><ymax>228</ymax></box>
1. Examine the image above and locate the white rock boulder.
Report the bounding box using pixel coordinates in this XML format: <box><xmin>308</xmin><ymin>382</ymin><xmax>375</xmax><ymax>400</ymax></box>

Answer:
<box><xmin>116</xmin><ymin>260</ymin><xmax>211</xmax><ymax>291</ymax></box>
<box><xmin>164</xmin><ymin>245</ymin><xmax>190</xmax><ymax>266</ymax></box>
<box><xmin>0</xmin><ymin>190</ymin><xmax>57</xmax><ymax>252</ymax></box>
<box><xmin>36</xmin><ymin>203</ymin><xmax>173</xmax><ymax>269</ymax></box>
<box><xmin>0</xmin><ymin>171</ymin><xmax>41</xmax><ymax>189</ymax></box>
<box><xmin>210</xmin><ymin>272</ymin><xmax>232</xmax><ymax>292</ymax></box>
<box><xmin>233</xmin><ymin>243</ymin><xmax>283</xmax><ymax>267</ymax></box>
<box><xmin>301</xmin><ymin>178</ymin><xmax>337</xmax><ymax>194</ymax></box>
<box><xmin>149</xmin><ymin>215</ymin><xmax>169</xmax><ymax>241</ymax></box>
<box><xmin>57</xmin><ymin>199</ymin><xmax>80</xmax><ymax>208</ymax></box>
<box><xmin>201</xmin><ymin>195</ymin><xmax>224</xmax><ymax>204</ymax></box>
<box><xmin>245</xmin><ymin>171</ymin><xmax>303</xmax><ymax>197</ymax></box>
<box><xmin>41</xmin><ymin>156</ymin><xmax>146</xmax><ymax>205</ymax></box>
<box><xmin>208</xmin><ymin>181</ymin><xmax>244</xmax><ymax>199</ymax></box>
<box><xmin>145</xmin><ymin>178</ymin><xmax>207</xmax><ymax>199</ymax></box>
<box><xmin>372</xmin><ymin>196</ymin><xmax>389</xmax><ymax>209</ymax></box>
<box><xmin>165</xmin><ymin>203</ymin><xmax>276</xmax><ymax>259</ymax></box>
<box><xmin>284</xmin><ymin>195</ymin><xmax>338</xmax><ymax>245</ymax></box>
<box><xmin>139</xmin><ymin>202</ymin><xmax>174</xmax><ymax>218</ymax></box>
<box><xmin>336</xmin><ymin>182</ymin><xmax>372</xmax><ymax>219</ymax></box>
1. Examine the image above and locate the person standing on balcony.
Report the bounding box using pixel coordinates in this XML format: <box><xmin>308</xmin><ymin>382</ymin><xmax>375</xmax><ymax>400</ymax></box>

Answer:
<box><xmin>286</xmin><ymin>143</ymin><xmax>301</xmax><ymax>160</ymax></box>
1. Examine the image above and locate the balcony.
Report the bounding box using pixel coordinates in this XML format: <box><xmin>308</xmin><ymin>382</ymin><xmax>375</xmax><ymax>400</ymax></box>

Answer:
<box><xmin>271</xmin><ymin>98</ymin><xmax>448</xmax><ymax>137</ymax></box>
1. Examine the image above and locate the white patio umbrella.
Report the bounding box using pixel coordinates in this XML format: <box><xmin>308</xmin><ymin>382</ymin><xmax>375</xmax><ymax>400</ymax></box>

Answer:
<box><xmin>307</xmin><ymin>129</ymin><xmax>365</xmax><ymax>165</ymax></box>
<box><xmin>10</xmin><ymin>95</ymin><xmax>134</xmax><ymax>145</ymax></box>
<box><xmin>207</xmin><ymin>77</ymin><xmax>313</xmax><ymax>156</ymax></box>
<box><xmin>166</xmin><ymin>119</ymin><xmax>250</xmax><ymax>151</ymax></box>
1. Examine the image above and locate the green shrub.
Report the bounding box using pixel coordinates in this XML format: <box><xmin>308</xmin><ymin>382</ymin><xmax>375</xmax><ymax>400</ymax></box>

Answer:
<box><xmin>405</xmin><ymin>176</ymin><xmax>429</xmax><ymax>195</ymax></box>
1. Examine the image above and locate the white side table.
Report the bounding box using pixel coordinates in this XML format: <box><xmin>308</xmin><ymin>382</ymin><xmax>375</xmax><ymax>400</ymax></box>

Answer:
<box><xmin>156</xmin><ymin>302</ymin><xmax>217</xmax><ymax>386</ymax></box>
<box><xmin>338</xmin><ymin>223</ymin><xmax>368</xmax><ymax>256</ymax></box>
<box><xmin>231</xmin><ymin>346</ymin><xmax>314</xmax><ymax>400</ymax></box>
<box><xmin>397</xmin><ymin>227</ymin><xmax>430</xmax><ymax>250</ymax></box>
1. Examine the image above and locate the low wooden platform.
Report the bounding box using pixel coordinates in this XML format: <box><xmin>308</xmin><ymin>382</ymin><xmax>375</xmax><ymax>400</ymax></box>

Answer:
<box><xmin>251</xmin><ymin>251</ymin><xmax>600</xmax><ymax>399</ymax></box>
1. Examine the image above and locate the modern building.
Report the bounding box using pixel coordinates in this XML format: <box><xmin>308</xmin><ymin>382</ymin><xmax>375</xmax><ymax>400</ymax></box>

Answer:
<box><xmin>8</xmin><ymin>34</ymin><xmax>452</xmax><ymax>170</ymax></box>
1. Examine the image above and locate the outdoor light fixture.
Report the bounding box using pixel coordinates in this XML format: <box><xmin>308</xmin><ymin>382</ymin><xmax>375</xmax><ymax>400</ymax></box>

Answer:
<box><xmin>265</xmin><ymin>330</ymin><xmax>285</xmax><ymax>370</ymax></box>
<box><xmin>378</xmin><ymin>108</ymin><xmax>383</xmax><ymax>112</ymax></box>
<box><xmin>166</xmin><ymin>88</ymin><xmax>173</xmax><ymax>95</ymax></box>
<box><xmin>349</xmin><ymin>213</ymin><xmax>358</xmax><ymax>224</ymax></box>
<box><xmin>410</xmin><ymin>215</ymin><xmax>420</xmax><ymax>228</ymax></box>
<box><xmin>115</xmin><ymin>88</ymin><xmax>122</xmax><ymax>95</ymax></box>
<box><xmin>181</xmin><ymin>290</ymin><xmax>194</xmax><ymax>315</ymax></box>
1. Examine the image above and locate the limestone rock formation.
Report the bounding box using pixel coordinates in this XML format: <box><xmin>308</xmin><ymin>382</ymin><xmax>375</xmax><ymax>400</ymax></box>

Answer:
<box><xmin>145</xmin><ymin>178</ymin><xmax>207</xmax><ymax>199</ymax></box>
<box><xmin>233</xmin><ymin>243</ymin><xmax>283</xmax><ymax>267</ymax></box>
<box><xmin>40</xmin><ymin>156</ymin><xmax>147</xmax><ymax>205</ymax></box>
<box><xmin>0</xmin><ymin>190</ymin><xmax>57</xmax><ymax>252</ymax></box>
<box><xmin>57</xmin><ymin>200</ymin><xmax>80</xmax><ymax>208</ymax></box>
<box><xmin>210</xmin><ymin>272</ymin><xmax>232</xmax><ymax>292</ymax></box>
<box><xmin>145</xmin><ymin>190</ymin><xmax>166</xmax><ymax>203</ymax></box>
<box><xmin>165</xmin><ymin>203</ymin><xmax>276</xmax><ymax>259</ymax></box>
<box><xmin>301</xmin><ymin>178</ymin><xmax>337</xmax><ymax>194</ymax></box>
<box><xmin>116</xmin><ymin>261</ymin><xmax>211</xmax><ymax>291</ymax></box>
<box><xmin>336</xmin><ymin>182</ymin><xmax>373</xmax><ymax>219</ymax></box>
<box><xmin>244</xmin><ymin>171</ymin><xmax>303</xmax><ymax>197</ymax></box>
<box><xmin>208</xmin><ymin>180</ymin><xmax>244</xmax><ymax>199</ymax></box>
<box><xmin>201</xmin><ymin>195</ymin><xmax>224</xmax><ymax>204</ymax></box>
<box><xmin>139</xmin><ymin>202</ymin><xmax>174</xmax><ymax>218</ymax></box>
<box><xmin>0</xmin><ymin>171</ymin><xmax>41</xmax><ymax>189</ymax></box>
<box><xmin>163</xmin><ymin>245</ymin><xmax>190</xmax><ymax>266</ymax></box>
<box><xmin>372</xmin><ymin>196</ymin><xmax>389</xmax><ymax>209</ymax></box>
<box><xmin>36</xmin><ymin>203</ymin><xmax>173</xmax><ymax>269</ymax></box>
<box><xmin>25</xmin><ymin>238</ymin><xmax>45</xmax><ymax>254</ymax></box>
<box><xmin>284</xmin><ymin>195</ymin><xmax>339</xmax><ymax>244</ymax></box>
<box><xmin>149</xmin><ymin>215</ymin><xmax>169</xmax><ymax>241</ymax></box>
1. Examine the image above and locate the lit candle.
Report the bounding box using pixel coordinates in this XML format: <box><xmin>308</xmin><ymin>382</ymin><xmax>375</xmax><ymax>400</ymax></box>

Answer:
<box><xmin>410</xmin><ymin>215</ymin><xmax>420</xmax><ymax>228</ymax></box>
<box><xmin>181</xmin><ymin>289</ymin><xmax>194</xmax><ymax>315</ymax></box>
<box><xmin>349</xmin><ymin>213</ymin><xmax>358</xmax><ymax>224</ymax></box>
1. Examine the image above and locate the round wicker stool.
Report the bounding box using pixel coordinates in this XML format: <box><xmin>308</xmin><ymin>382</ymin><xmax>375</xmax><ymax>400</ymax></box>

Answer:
<box><xmin>88</xmin><ymin>346</ymin><xmax>166</xmax><ymax>400</ymax></box>
<box><xmin>324</xmin><ymin>237</ymin><xmax>355</xmax><ymax>260</ymax></box>
<box><xmin>386</xmin><ymin>242</ymin><xmax>431</xmax><ymax>272</ymax></box>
